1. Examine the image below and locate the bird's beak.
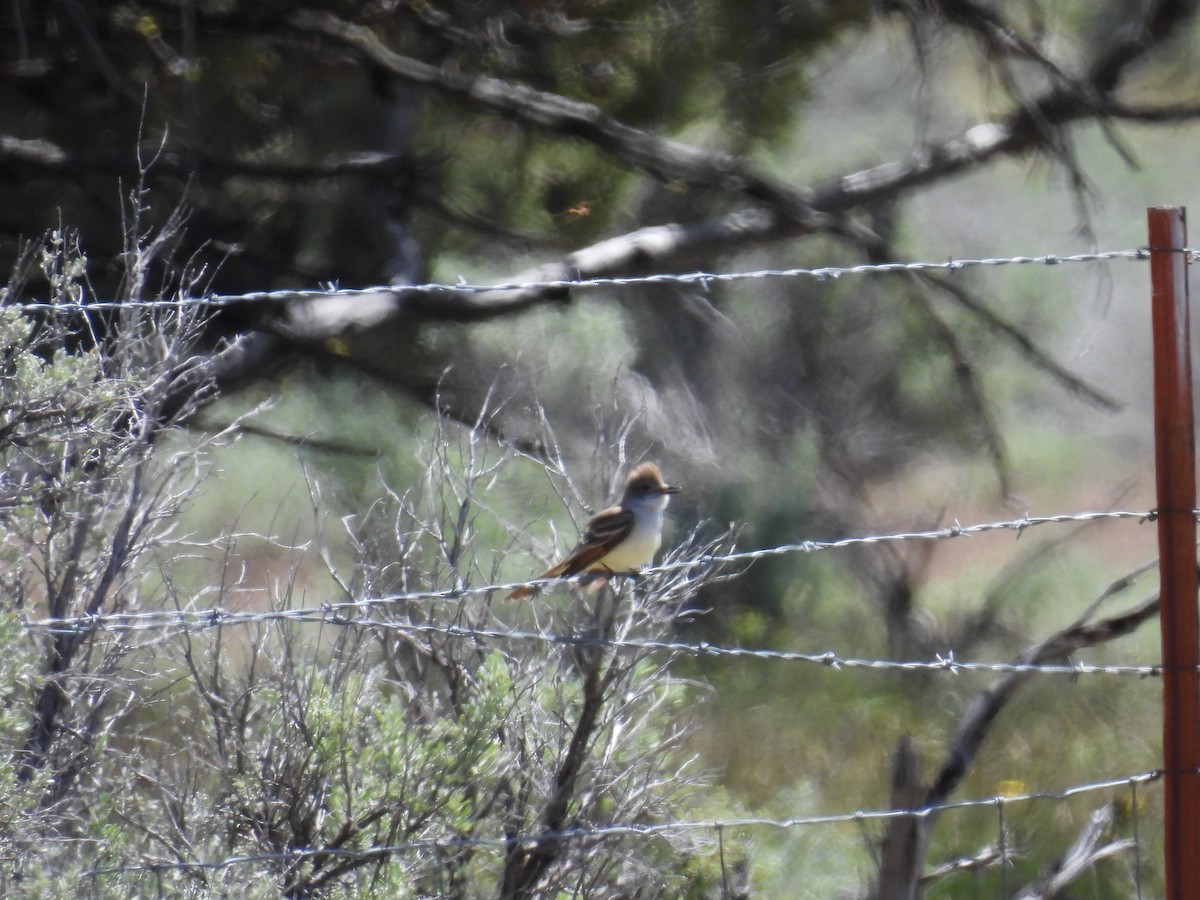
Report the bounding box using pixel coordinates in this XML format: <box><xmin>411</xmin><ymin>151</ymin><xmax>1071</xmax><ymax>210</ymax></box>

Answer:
<box><xmin>662</xmin><ymin>483</ymin><xmax>681</xmax><ymax>494</ymax></box>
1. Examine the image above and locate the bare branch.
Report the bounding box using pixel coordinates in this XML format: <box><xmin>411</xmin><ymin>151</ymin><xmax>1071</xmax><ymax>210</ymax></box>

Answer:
<box><xmin>924</xmin><ymin>591</ymin><xmax>1159</xmax><ymax>811</ymax></box>
<box><xmin>1102</xmin><ymin>99</ymin><xmax>1200</xmax><ymax>121</ymax></box>
<box><xmin>855</xmin><ymin>577</ymin><xmax>1158</xmax><ymax>897</ymax></box>
<box><xmin>901</xmin><ymin>280</ymin><xmax>1013</xmax><ymax>496</ymax></box>
<box><xmin>0</xmin><ymin>133</ymin><xmax>419</xmax><ymax>182</ymax></box>
<box><xmin>919</xmin><ymin>843</ymin><xmax>1003</xmax><ymax>886</ymax></box>
<box><xmin>817</xmin><ymin>0</ymin><xmax>1200</xmax><ymax>212</ymax></box>
<box><xmin>1014</xmin><ymin>804</ymin><xmax>1134</xmax><ymax>899</ymax></box>
<box><xmin>285</xmin><ymin>10</ymin><xmax>821</xmax><ymax>226</ymax></box>
<box><xmin>915</xmin><ymin>271</ymin><xmax>1120</xmax><ymax>410</ymax></box>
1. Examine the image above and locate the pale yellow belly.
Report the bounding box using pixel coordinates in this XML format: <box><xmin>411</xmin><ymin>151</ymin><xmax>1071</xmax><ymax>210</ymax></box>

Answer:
<box><xmin>588</xmin><ymin>524</ymin><xmax>662</xmax><ymax>572</ymax></box>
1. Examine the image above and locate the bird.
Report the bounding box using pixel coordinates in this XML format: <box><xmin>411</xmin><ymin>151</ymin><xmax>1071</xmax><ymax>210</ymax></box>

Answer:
<box><xmin>506</xmin><ymin>462</ymin><xmax>681</xmax><ymax>601</ymax></box>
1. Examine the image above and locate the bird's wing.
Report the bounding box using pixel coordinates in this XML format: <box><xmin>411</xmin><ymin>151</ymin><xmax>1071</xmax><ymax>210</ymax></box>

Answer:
<box><xmin>553</xmin><ymin>504</ymin><xmax>635</xmax><ymax>576</ymax></box>
<box><xmin>505</xmin><ymin>504</ymin><xmax>634</xmax><ymax>601</ymax></box>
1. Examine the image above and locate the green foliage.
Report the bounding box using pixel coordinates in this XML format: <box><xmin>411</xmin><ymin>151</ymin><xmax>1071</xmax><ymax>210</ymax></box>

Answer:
<box><xmin>0</xmin><ymin>337</ymin><xmax>732</xmax><ymax>898</ymax></box>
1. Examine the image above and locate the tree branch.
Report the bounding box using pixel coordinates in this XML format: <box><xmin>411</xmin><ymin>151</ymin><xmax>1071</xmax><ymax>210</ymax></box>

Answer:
<box><xmin>500</xmin><ymin>595</ymin><xmax>621</xmax><ymax>898</ymax></box>
<box><xmin>0</xmin><ymin>133</ymin><xmax>419</xmax><ymax>182</ymax></box>
<box><xmin>1102</xmin><ymin>99</ymin><xmax>1200</xmax><ymax>121</ymax></box>
<box><xmin>876</xmin><ymin>735</ymin><xmax>926</xmax><ymax>900</ymax></box>
<box><xmin>859</xmin><ymin>584</ymin><xmax>1157</xmax><ymax>897</ymax></box>
<box><xmin>924</xmin><ymin>591</ymin><xmax>1160</xmax><ymax>812</ymax></box>
<box><xmin>288</xmin><ymin>2</ymin><xmax>1198</xmax><ymax>227</ymax></box>
<box><xmin>285</xmin><ymin>10</ymin><xmax>822</xmax><ymax>227</ymax></box>
<box><xmin>916</xmin><ymin>270</ymin><xmax>1120</xmax><ymax>410</ymax></box>
<box><xmin>816</xmin><ymin>0</ymin><xmax>1200</xmax><ymax>211</ymax></box>
<box><xmin>1014</xmin><ymin>804</ymin><xmax>1134</xmax><ymax>899</ymax></box>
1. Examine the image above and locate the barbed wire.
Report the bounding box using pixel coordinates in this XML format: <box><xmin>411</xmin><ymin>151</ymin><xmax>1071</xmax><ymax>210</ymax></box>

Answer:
<box><xmin>45</xmin><ymin>611</ymin><xmax>1165</xmax><ymax>677</ymax></box>
<box><xmin>652</xmin><ymin>508</ymin><xmax>1155</xmax><ymax>569</ymax></box>
<box><xmin>21</xmin><ymin>507</ymin><xmax>1160</xmax><ymax>679</ymax></box>
<box><xmin>7</xmin><ymin>247</ymin><xmax>1156</xmax><ymax>312</ymax></box>
<box><xmin>81</xmin><ymin>770</ymin><xmax>1159</xmax><ymax>878</ymax></box>
<box><xmin>29</xmin><ymin>505</ymin><xmax>1158</xmax><ymax>624</ymax></box>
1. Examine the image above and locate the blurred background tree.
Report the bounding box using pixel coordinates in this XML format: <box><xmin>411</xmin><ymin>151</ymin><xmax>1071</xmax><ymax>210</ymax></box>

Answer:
<box><xmin>3</xmin><ymin>0</ymin><xmax>1191</xmax><ymax>630</ymax></box>
<box><xmin>3</xmin><ymin>1</ymin><xmax>1199</xmax><ymax>894</ymax></box>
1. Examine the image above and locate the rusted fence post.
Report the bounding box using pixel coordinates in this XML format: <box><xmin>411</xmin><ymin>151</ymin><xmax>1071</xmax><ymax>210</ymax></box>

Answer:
<box><xmin>1148</xmin><ymin>205</ymin><xmax>1200</xmax><ymax>899</ymax></box>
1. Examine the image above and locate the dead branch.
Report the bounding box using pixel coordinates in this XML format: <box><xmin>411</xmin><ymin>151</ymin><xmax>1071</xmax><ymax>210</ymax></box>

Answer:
<box><xmin>861</xmin><ymin>580</ymin><xmax>1157</xmax><ymax>899</ymax></box>
<box><xmin>1014</xmin><ymin>804</ymin><xmax>1135</xmax><ymax>899</ymax></box>
<box><xmin>500</xmin><ymin>593</ymin><xmax>621</xmax><ymax>899</ymax></box>
<box><xmin>285</xmin><ymin>11</ymin><xmax>821</xmax><ymax>227</ymax></box>
<box><xmin>924</xmin><ymin>590</ymin><xmax>1159</xmax><ymax>812</ymax></box>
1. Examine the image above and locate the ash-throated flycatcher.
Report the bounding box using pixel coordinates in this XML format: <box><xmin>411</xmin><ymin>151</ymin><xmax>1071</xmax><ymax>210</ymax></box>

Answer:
<box><xmin>506</xmin><ymin>462</ymin><xmax>681</xmax><ymax>601</ymax></box>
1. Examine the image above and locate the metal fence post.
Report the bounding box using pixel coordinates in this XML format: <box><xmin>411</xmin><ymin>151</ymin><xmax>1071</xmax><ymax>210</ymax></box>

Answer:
<box><xmin>1148</xmin><ymin>205</ymin><xmax>1200</xmax><ymax>899</ymax></box>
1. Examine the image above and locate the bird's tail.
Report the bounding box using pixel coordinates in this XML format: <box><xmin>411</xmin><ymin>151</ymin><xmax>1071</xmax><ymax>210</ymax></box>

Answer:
<box><xmin>505</xmin><ymin>565</ymin><xmax>613</xmax><ymax>601</ymax></box>
<box><xmin>504</xmin><ymin>563</ymin><xmax>568</xmax><ymax>602</ymax></box>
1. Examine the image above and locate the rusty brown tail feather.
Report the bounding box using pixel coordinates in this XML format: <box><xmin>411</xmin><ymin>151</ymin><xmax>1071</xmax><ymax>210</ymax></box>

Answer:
<box><xmin>505</xmin><ymin>583</ymin><xmax>536</xmax><ymax>602</ymax></box>
<box><xmin>504</xmin><ymin>564</ymin><xmax>612</xmax><ymax>601</ymax></box>
<box><xmin>505</xmin><ymin>561</ymin><xmax>567</xmax><ymax>601</ymax></box>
